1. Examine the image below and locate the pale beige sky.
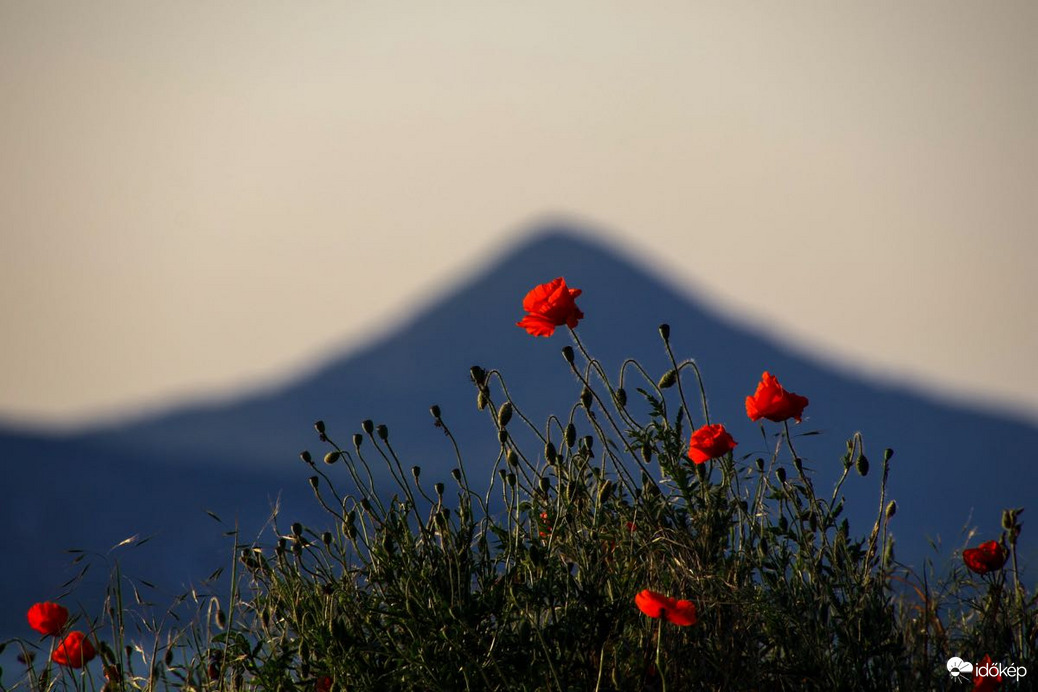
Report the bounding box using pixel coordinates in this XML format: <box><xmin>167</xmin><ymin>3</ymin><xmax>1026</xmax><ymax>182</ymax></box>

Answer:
<box><xmin>1</xmin><ymin>1</ymin><xmax>1035</xmax><ymax>428</ymax></box>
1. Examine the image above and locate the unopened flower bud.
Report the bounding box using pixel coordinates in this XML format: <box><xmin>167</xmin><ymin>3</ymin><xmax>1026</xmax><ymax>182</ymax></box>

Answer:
<box><xmin>411</xmin><ymin>465</ymin><xmax>421</xmax><ymax>481</ymax></box>
<box><xmin>598</xmin><ymin>480</ymin><xmax>614</xmax><ymax>503</ymax></box>
<box><xmin>755</xmin><ymin>457</ymin><xmax>765</xmax><ymax>472</ymax></box>
<box><xmin>506</xmin><ymin>472</ymin><xmax>516</xmax><ymax>487</ymax></box>
<box><xmin>291</xmin><ymin>522</ymin><xmax>303</xmax><ymax>537</ymax></box>
<box><xmin>498</xmin><ymin>429</ymin><xmax>509</xmax><ymax>445</ymax></box>
<box><xmin>309</xmin><ymin>475</ymin><xmax>319</xmax><ymax>491</ymax></box>
<box><xmin>376</xmin><ymin>424</ymin><xmax>388</xmax><ymax>441</ymax></box>
<box><xmin>353</xmin><ymin>433</ymin><xmax>363</xmax><ymax>449</ymax></box>
<box><xmin>434</xmin><ymin>482</ymin><xmax>444</xmax><ymax>498</ymax></box>
<box><xmin>451</xmin><ymin>468</ymin><xmax>462</xmax><ymax>482</ymax></box>
<box><xmin>430</xmin><ymin>404</ymin><xmax>441</xmax><ymax>419</ymax></box>
<box><xmin>215</xmin><ymin>609</ymin><xmax>227</xmax><ymax>629</ymax></box>
<box><xmin>470</xmin><ymin>365</ymin><xmax>487</xmax><ymax>387</ymax></box>
<box><xmin>538</xmin><ymin>476</ymin><xmax>551</xmax><ymax>494</ymax></box>
<box><xmin>855</xmin><ymin>454</ymin><xmax>870</xmax><ymax>477</ymax></box>
<box><xmin>360</xmin><ymin>497</ymin><xmax>372</xmax><ymax>513</ymax></box>
<box><xmin>793</xmin><ymin>457</ymin><xmax>803</xmax><ymax>474</ymax></box>
<box><xmin>477</xmin><ymin>390</ymin><xmax>489</xmax><ymax>410</ymax></box>
<box><xmin>322</xmin><ymin>531</ymin><xmax>332</xmax><ymax>547</ymax></box>
<box><xmin>361</xmin><ymin>419</ymin><xmax>374</xmax><ymax>435</ymax></box>
<box><xmin>641</xmin><ymin>442</ymin><xmax>653</xmax><ymax>463</ymax></box>
<box><xmin>323</xmin><ymin>451</ymin><xmax>340</xmax><ymax>465</ymax></box>
<box><xmin>561</xmin><ymin>346</ymin><xmax>574</xmax><ymax>364</ymax></box>
<box><xmin>497</xmin><ymin>402</ymin><xmax>513</xmax><ymax>427</ymax></box>
<box><xmin>658</xmin><ymin>323</ymin><xmax>671</xmax><ymax>342</ymax></box>
<box><xmin>580</xmin><ymin>387</ymin><xmax>593</xmax><ymax>409</ymax></box>
<box><xmin>565</xmin><ymin>424</ymin><xmax>577</xmax><ymax>448</ymax></box>
<box><xmin>614</xmin><ymin>388</ymin><xmax>627</xmax><ymax>408</ymax></box>
<box><xmin>506</xmin><ymin>449</ymin><xmax>519</xmax><ymax>466</ymax></box>
<box><xmin>776</xmin><ymin>467</ymin><xmax>787</xmax><ymax>484</ymax></box>
<box><xmin>299</xmin><ymin>450</ymin><xmax>313</xmax><ymax>465</ymax></box>
<box><xmin>544</xmin><ymin>442</ymin><xmax>557</xmax><ymax>464</ymax></box>
<box><xmin>658</xmin><ymin>370</ymin><xmax>677</xmax><ymax>389</ymax></box>
<box><xmin>885</xmin><ymin>500</ymin><xmax>897</xmax><ymax>520</ymax></box>
<box><xmin>314</xmin><ymin>420</ymin><xmax>326</xmax><ymax>434</ymax></box>
<box><xmin>582</xmin><ymin>436</ymin><xmax>594</xmax><ymax>453</ymax></box>
<box><xmin>883</xmin><ymin>448</ymin><xmax>894</xmax><ymax>463</ymax></box>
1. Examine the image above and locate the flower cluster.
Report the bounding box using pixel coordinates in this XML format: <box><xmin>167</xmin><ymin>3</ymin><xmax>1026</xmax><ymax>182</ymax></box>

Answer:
<box><xmin>26</xmin><ymin>601</ymin><xmax>96</xmax><ymax>669</ymax></box>
<box><xmin>519</xmin><ymin>279</ymin><xmax>815</xmax><ymax>627</ymax></box>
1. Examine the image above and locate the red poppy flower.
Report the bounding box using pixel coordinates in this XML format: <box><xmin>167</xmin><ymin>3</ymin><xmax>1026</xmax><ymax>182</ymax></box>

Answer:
<box><xmin>316</xmin><ymin>675</ymin><xmax>333</xmax><ymax>692</ymax></box>
<box><xmin>745</xmin><ymin>372</ymin><xmax>809</xmax><ymax>423</ymax></box>
<box><xmin>516</xmin><ymin>277</ymin><xmax>583</xmax><ymax>337</ymax></box>
<box><xmin>973</xmin><ymin>654</ymin><xmax>1002</xmax><ymax>691</ymax></box>
<box><xmin>687</xmin><ymin>423</ymin><xmax>737</xmax><ymax>464</ymax></box>
<box><xmin>51</xmin><ymin>631</ymin><xmax>96</xmax><ymax>668</ymax></box>
<box><xmin>27</xmin><ymin>602</ymin><xmax>69</xmax><ymax>636</ymax></box>
<box><xmin>963</xmin><ymin>540</ymin><xmax>1008</xmax><ymax>575</ymax></box>
<box><xmin>634</xmin><ymin>589</ymin><xmax>697</xmax><ymax>626</ymax></box>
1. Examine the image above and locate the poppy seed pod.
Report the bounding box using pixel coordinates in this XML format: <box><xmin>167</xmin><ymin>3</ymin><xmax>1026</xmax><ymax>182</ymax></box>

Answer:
<box><xmin>883</xmin><ymin>448</ymin><xmax>894</xmax><ymax>463</ymax></box>
<box><xmin>561</xmin><ymin>346</ymin><xmax>574</xmax><ymax>364</ymax></box>
<box><xmin>429</xmin><ymin>404</ymin><xmax>441</xmax><ymax>419</ymax></box>
<box><xmin>658</xmin><ymin>370</ymin><xmax>678</xmax><ymax>389</ymax></box>
<box><xmin>470</xmin><ymin>365</ymin><xmax>487</xmax><ymax>387</ymax></box>
<box><xmin>497</xmin><ymin>402</ymin><xmax>513</xmax><ymax>427</ymax></box>
<box><xmin>323</xmin><ymin>451</ymin><xmax>340</xmax><ymax>465</ymax></box>
<box><xmin>309</xmin><ymin>476</ymin><xmax>319</xmax><ymax>491</ymax></box>
<box><xmin>361</xmin><ymin>419</ymin><xmax>374</xmax><ymax>435</ymax></box>
<box><xmin>299</xmin><ymin>450</ymin><xmax>313</xmax><ymax>465</ymax></box>
<box><xmin>314</xmin><ymin>420</ymin><xmax>325</xmax><ymax>434</ymax></box>
<box><xmin>376</xmin><ymin>424</ymin><xmax>388</xmax><ymax>441</ymax></box>
<box><xmin>353</xmin><ymin>433</ymin><xmax>363</xmax><ymax>449</ymax></box>
<box><xmin>434</xmin><ymin>482</ymin><xmax>445</xmax><ymax>498</ymax></box>
<box><xmin>411</xmin><ymin>465</ymin><xmax>421</xmax><ymax>481</ymax></box>
<box><xmin>322</xmin><ymin>531</ymin><xmax>332</xmax><ymax>547</ymax></box>
<box><xmin>451</xmin><ymin>468</ymin><xmax>462</xmax><ymax>482</ymax></box>
<box><xmin>291</xmin><ymin>522</ymin><xmax>303</xmax><ymax>537</ymax></box>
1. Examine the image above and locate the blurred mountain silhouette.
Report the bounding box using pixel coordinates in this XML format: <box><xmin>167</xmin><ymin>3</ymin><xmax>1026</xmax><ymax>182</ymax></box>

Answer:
<box><xmin>3</xmin><ymin>225</ymin><xmax>1035</xmax><ymax>641</ymax></box>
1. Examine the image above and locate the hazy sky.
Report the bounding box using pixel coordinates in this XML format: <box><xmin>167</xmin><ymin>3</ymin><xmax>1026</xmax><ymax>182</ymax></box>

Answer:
<box><xmin>1</xmin><ymin>1</ymin><xmax>1035</xmax><ymax>428</ymax></box>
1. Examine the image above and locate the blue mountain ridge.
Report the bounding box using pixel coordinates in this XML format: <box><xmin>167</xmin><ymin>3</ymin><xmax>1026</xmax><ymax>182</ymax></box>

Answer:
<box><xmin>2</xmin><ymin>225</ymin><xmax>1035</xmax><ymax>642</ymax></box>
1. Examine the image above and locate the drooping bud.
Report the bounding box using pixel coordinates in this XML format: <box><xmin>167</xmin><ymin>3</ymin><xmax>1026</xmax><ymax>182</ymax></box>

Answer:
<box><xmin>855</xmin><ymin>454</ymin><xmax>870</xmax><ymax>477</ymax></box>
<box><xmin>470</xmin><ymin>365</ymin><xmax>487</xmax><ymax>387</ymax></box>
<box><xmin>498</xmin><ymin>429</ymin><xmax>509</xmax><ymax>445</ymax></box>
<box><xmin>506</xmin><ymin>472</ymin><xmax>516</xmax><ymax>487</ymax></box>
<box><xmin>658</xmin><ymin>370</ymin><xmax>678</xmax><ymax>389</ymax></box>
<box><xmin>434</xmin><ymin>482</ymin><xmax>445</xmax><ymax>498</ymax></box>
<box><xmin>308</xmin><ymin>476</ymin><xmax>319</xmax><ymax>491</ymax></box>
<box><xmin>477</xmin><ymin>390</ymin><xmax>489</xmax><ymax>410</ymax></box>
<box><xmin>497</xmin><ymin>402</ymin><xmax>513</xmax><ymax>428</ymax></box>
<box><xmin>793</xmin><ymin>457</ymin><xmax>803</xmax><ymax>474</ymax></box>
<box><xmin>323</xmin><ymin>451</ymin><xmax>340</xmax><ymax>465</ymax></box>
<box><xmin>580</xmin><ymin>387</ymin><xmax>593</xmax><ymax>410</ymax></box>
<box><xmin>614</xmin><ymin>388</ymin><xmax>627</xmax><ymax>408</ymax></box>
<box><xmin>215</xmin><ymin>610</ymin><xmax>227</xmax><ymax>630</ymax></box>
<box><xmin>565</xmin><ymin>423</ymin><xmax>577</xmax><ymax>448</ymax></box>
<box><xmin>561</xmin><ymin>346</ymin><xmax>574</xmax><ymax>364</ymax></box>
<box><xmin>658</xmin><ymin>323</ymin><xmax>671</xmax><ymax>342</ymax></box>
<box><xmin>544</xmin><ymin>441</ymin><xmax>558</xmax><ymax>464</ymax></box>
<box><xmin>360</xmin><ymin>498</ymin><xmax>372</xmax><ymax>513</ymax></box>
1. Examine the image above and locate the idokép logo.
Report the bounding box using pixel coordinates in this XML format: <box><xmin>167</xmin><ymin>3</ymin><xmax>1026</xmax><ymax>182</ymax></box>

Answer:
<box><xmin>947</xmin><ymin>656</ymin><xmax>1028</xmax><ymax>684</ymax></box>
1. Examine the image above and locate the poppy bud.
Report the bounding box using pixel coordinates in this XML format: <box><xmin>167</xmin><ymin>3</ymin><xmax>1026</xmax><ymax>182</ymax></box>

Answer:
<box><xmin>778</xmin><ymin>515</ymin><xmax>788</xmax><ymax>533</ymax></box>
<box><xmin>883</xmin><ymin>540</ymin><xmax>895</xmax><ymax>565</ymax></box>
<box><xmin>165</xmin><ymin>648</ymin><xmax>174</xmax><ymax>667</ymax></box>
<box><xmin>451</xmin><ymin>468</ymin><xmax>462</xmax><ymax>482</ymax></box>
<box><xmin>360</xmin><ymin>498</ymin><xmax>372</xmax><ymax>513</ymax></box>
<box><xmin>580</xmin><ymin>386</ymin><xmax>593</xmax><ymax>409</ymax></box>
<box><xmin>776</xmin><ymin>467</ymin><xmax>786</xmax><ymax>484</ymax></box>
<box><xmin>323</xmin><ymin>451</ymin><xmax>340</xmax><ymax>465</ymax></box>
<box><xmin>855</xmin><ymin>455</ymin><xmax>869</xmax><ymax>477</ymax></box>
<box><xmin>376</xmin><ymin>424</ymin><xmax>388</xmax><ymax>441</ymax></box>
<box><xmin>581</xmin><ymin>436</ymin><xmax>594</xmax><ymax>452</ymax></box>
<box><xmin>291</xmin><ymin>522</ymin><xmax>303</xmax><ymax>537</ymax></box>
<box><xmin>658</xmin><ymin>370</ymin><xmax>677</xmax><ymax>389</ymax></box>
<box><xmin>470</xmin><ymin>365</ymin><xmax>487</xmax><ymax>387</ymax></box>
<box><xmin>309</xmin><ymin>476</ymin><xmax>319</xmax><ymax>491</ymax></box>
<box><xmin>277</xmin><ymin>538</ymin><xmax>287</xmax><ymax>554</ymax></box>
<box><xmin>314</xmin><ymin>420</ymin><xmax>325</xmax><ymax>434</ymax></box>
<box><xmin>497</xmin><ymin>402</ymin><xmax>513</xmax><ymax>427</ymax></box>
<box><xmin>434</xmin><ymin>482</ymin><xmax>444</xmax><ymax>498</ymax></box>
<box><xmin>498</xmin><ymin>429</ymin><xmax>509</xmax><ymax>445</ymax></box>
<box><xmin>506</xmin><ymin>449</ymin><xmax>519</xmax><ymax>467</ymax></box>
<box><xmin>614</xmin><ymin>388</ymin><xmax>627</xmax><ymax>408</ymax></box>
<box><xmin>759</xmin><ymin>536</ymin><xmax>768</xmax><ymax>554</ymax></box>
<box><xmin>641</xmin><ymin>442</ymin><xmax>653</xmax><ymax>463</ymax></box>
<box><xmin>598</xmin><ymin>480</ymin><xmax>614</xmax><ymax>503</ymax></box>
<box><xmin>544</xmin><ymin>442</ymin><xmax>557</xmax><ymax>464</ymax></box>
<box><xmin>361</xmin><ymin>419</ymin><xmax>374</xmax><ymax>435</ymax></box>
<box><xmin>430</xmin><ymin>404</ymin><xmax>441</xmax><ymax>419</ymax></box>
<box><xmin>658</xmin><ymin>323</ymin><xmax>671</xmax><ymax>342</ymax></box>
<box><xmin>883</xmin><ymin>448</ymin><xmax>894</xmax><ymax>463</ymax></box>
<box><xmin>755</xmin><ymin>457</ymin><xmax>765</xmax><ymax>472</ymax></box>
<box><xmin>353</xmin><ymin>433</ymin><xmax>363</xmax><ymax>449</ymax></box>
<box><xmin>498</xmin><ymin>468</ymin><xmax>507</xmax><ymax>482</ymax></box>
<box><xmin>215</xmin><ymin>609</ymin><xmax>227</xmax><ymax>629</ymax></box>
<box><xmin>506</xmin><ymin>472</ymin><xmax>516</xmax><ymax>487</ymax></box>
<box><xmin>793</xmin><ymin>457</ymin><xmax>803</xmax><ymax>474</ymax></box>
<box><xmin>565</xmin><ymin>424</ymin><xmax>577</xmax><ymax>448</ymax></box>
<box><xmin>477</xmin><ymin>390</ymin><xmax>489</xmax><ymax>410</ymax></box>
<box><xmin>539</xmin><ymin>477</ymin><xmax>551</xmax><ymax>494</ymax></box>
<box><xmin>321</xmin><ymin>531</ymin><xmax>332</xmax><ymax>547</ymax></box>
<box><xmin>299</xmin><ymin>450</ymin><xmax>313</xmax><ymax>465</ymax></box>
<box><xmin>886</xmin><ymin>500</ymin><xmax>897</xmax><ymax>520</ymax></box>
<box><xmin>345</xmin><ymin>523</ymin><xmax>357</xmax><ymax>540</ymax></box>
<box><xmin>411</xmin><ymin>465</ymin><xmax>421</xmax><ymax>481</ymax></box>
<box><xmin>561</xmin><ymin>346</ymin><xmax>574</xmax><ymax>364</ymax></box>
